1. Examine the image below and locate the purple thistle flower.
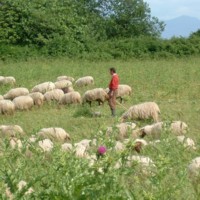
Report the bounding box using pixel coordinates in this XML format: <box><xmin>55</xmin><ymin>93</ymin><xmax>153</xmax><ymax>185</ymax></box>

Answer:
<box><xmin>97</xmin><ymin>146</ymin><xmax>107</xmax><ymax>155</ymax></box>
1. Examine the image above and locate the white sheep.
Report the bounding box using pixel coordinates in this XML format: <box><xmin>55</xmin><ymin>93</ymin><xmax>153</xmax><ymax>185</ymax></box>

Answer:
<box><xmin>57</xmin><ymin>76</ymin><xmax>75</xmax><ymax>82</ymax></box>
<box><xmin>0</xmin><ymin>76</ymin><xmax>16</xmax><ymax>85</ymax></box>
<box><xmin>37</xmin><ymin>127</ymin><xmax>70</xmax><ymax>142</ymax></box>
<box><xmin>13</xmin><ymin>96</ymin><xmax>34</xmax><ymax>111</ymax></box>
<box><xmin>31</xmin><ymin>82</ymin><xmax>55</xmax><ymax>94</ymax></box>
<box><xmin>54</xmin><ymin>80</ymin><xmax>72</xmax><ymax>89</ymax></box>
<box><xmin>82</xmin><ymin>88</ymin><xmax>109</xmax><ymax>106</ymax></box>
<box><xmin>115</xmin><ymin>122</ymin><xmax>136</xmax><ymax>138</ymax></box>
<box><xmin>177</xmin><ymin>136</ymin><xmax>196</xmax><ymax>150</ymax></box>
<box><xmin>114</xmin><ymin>141</ymin><xmax>125</xmax><ymax>152</ymax></box>
<box><xmin>0</xmin><ymin>100</ymin><xmax>15</xmax><ymax>115</ymax></box>
<box><xmin>121</xmin><ymin>102</ymin><xmax>160</xmax><ymax>122</ymax></box>
<box><xmin>28</xmin><ymin>92</ymin><xmax>44</xmax><ymax>106</ymax></box>
<box><xmin>10</xmin><ymin>137</ymin><xmax>22</xmax><ymax>150</ymax></box>
<box><xmin>188</xmin><ymin>157</ymin><xmax>200</xmax><ymax>184</ymax></box>
<box><xmin>59</xmin><ymin>91</ymin><xmax>82</xmax><ymax>105</ymax></box>
<box><xmin>44</xmin><ymin>89</ymin><xmax>64</xmax><ymax>102</ymax></box>
<box><xmin>75</xmin><ymin>76</ymin><xmax>94</xmax><ymax>87</ymax></box>
<box><xmin>170</xmin><ymin>121</ymin><xmax>188</xmax><ymax>135</ymax></box>
<box><xmin>38</xmin><ymin>139</ymin><xmax>54</xmax><ymax>152</ymax></box>
<box><xmin>0</xmin><ymin>125</ymin><xmax>25</xmax><ymax>137</ymax></box>
<box><xmin>61</xmin><ymin>143</ymin><xmax>73</xmax><ymax>152</ymax></box>
<box><xmin>3</xmin><ymin>87</ymin><xmax>29</xmax><ymax>100</ymax></box>
<box><xmin>75</xmin><ymin>144</ymin><xmax>88</xmax><ymax>158</ymax></box>
<box><xmin>0</xmin><ymin>95</ymin><xmax>3</xmax><ymax>100</ymax></box>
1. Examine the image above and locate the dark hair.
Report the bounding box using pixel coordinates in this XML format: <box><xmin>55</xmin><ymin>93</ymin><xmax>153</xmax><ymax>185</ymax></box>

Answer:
<box><xmin>110</xmin><ymin>67</ymin><xmax>116</xmax><ymax>73</ymax></box>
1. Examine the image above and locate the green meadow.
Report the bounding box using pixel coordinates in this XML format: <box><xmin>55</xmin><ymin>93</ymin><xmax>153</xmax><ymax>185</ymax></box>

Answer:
<box><xmin>0</xmin><ymin>57</ymin><xmax>200</xmax><ymax>199</ymax></box>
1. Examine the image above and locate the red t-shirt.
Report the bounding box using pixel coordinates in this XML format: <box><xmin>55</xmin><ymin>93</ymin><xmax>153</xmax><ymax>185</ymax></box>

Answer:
<box><xmin>109</xmin><ymin>73</ymin><xmax>119</xmax><ymax>90</ymax></box>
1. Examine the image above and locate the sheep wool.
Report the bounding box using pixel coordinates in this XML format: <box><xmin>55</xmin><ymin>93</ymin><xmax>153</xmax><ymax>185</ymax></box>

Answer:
<box><xmin>0</xmin><ymin>95</ymin><xmax>3</xmax><ymax>100</ymax></box>
<box><xmin>0</xmin><ymin>100</ymin><xmax>15</xmax><ymax>115</ymax></box>
<box><xmin>3</xmin><ymin>87</ymin><xmax>29</xmax><ymax>100</ymax></box>
<box><xmin>38</xmin><ymin>139</ymin><xmax>54</xmax><ymax>152</ymax></box>
<box><xmin>37</xmin><ymin>127</ymin><xmax>70</xmax><ymax>142</ymax></box>
<box><xmin>57</xmin><ymin>76</ymin><xmax>75</xmax><ymax>82</ymax></box>
<box><xmin>31</xmin><ymin>82</ymin><xmax>55</xmax><ymax>94</ymax></box>
<box><xmin>82</xmin><ymin>88</ymin><xmax>108</xmax><ymax>106</ymax></box>
<box><xmin>0</xmin><ymin>125</ymin><xmax>25</xmax><ymax>138</ymax></box>
<box><xmin>59</xmin><ymin>91</ymin><xmax>82</xmax><ymax>105</ymax></box>
<box><xmin>28</xmin><ymin>92</ymin><xmax>44</xmax><ymax>106</ymax></box>
<box><xmin>13</xmin><ymin>96</ymin><xmax>34</xmax><ymax>110</ymax></box>
<box><xmin>61</xmin><ymin>143</ymin><xmax>73</xmax><ymax>152</ymax></box>
<box><xmin>54</xmin><ymin>80</ymin><xmax>72</xmax><ymax>89</ymax></box>
<box><xmin>170</xmin><ymin>121</ymin><xmax>188</xmax><ymax>135</ymax></box>
<box><xmin>188</xmin><ymin>157</ymin><xmax>200</xmax><ymax>183</ymax></box>
<box><xmin>177</xmin><ymin>136</ymin><xmax>196</xmax><ymax>150</ymax></box>
<box><xmin>121</xmin><ymin>102</ymin><xmax>160</xmax><ymax>122</ymax></box>
<box><xmin>44</xmin><ymin>89</ymin><xmax>64</xmax><ymax>102</ymax></box>
<box><xmin>75</xmin><ymin>76</ymin><xmax>94</xmax><ymax>87</ymax></box>
<box><xmin>0</xmin><ymin>76</ymin><xmax>16</xmax><ymax>85</ymax></box>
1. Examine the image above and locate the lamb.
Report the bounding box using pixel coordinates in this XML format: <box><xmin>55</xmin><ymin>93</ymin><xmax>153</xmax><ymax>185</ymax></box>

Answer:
<box><xmin>28</xmin><ymin>92</ymin><xmax>44</xmax><ymax>106</ymax></box>
<box><xmin>188</xmin><ymin>157</ymin><xmax>200</xmax><ymax>184</ymax></box>
<box><xmin>105</xmin><ymin>84</ymin><xmax>132</xmax><ymax>103</ymax></box>
<box><xmin>54</xmin><ymin>80</ymin><xmax>72</xmax><ymax>89</ymax></box>
<box><xmin>170</xmin><ymin>121</ymin><xmax>188</xmax><ymax>135</ymax></box>
<box><xmin>121</xmin><ymin>102</ymin><xmax>160</xmax><ymax>122</ymax></box>
<box><xmin>57</xmin><ymin>76</ymin><xmax>75</xmax><ymax>82</ymax></box>
<box><xmin>0</xmin><ymin>100</ymin><xmax>15</xmax><ymax>115</ymax></box>
<box><xmin>0</xmin><ymin>76</ymin><xmax>16</xmax><ymax>85</ymax></box>
<box><xmin>38</xmin><ymin>139</ymin><xmax>54</xmax><ymax>152</ymax></box>
<box><xmin>31</xmin><ymin>82</ymin><xmax>55</xmax><ymax>94</ymax></box>
<box><xmin>82</xmin><ymin>88</ymin><xmax>109</xmax><ymax>106</ymax></box>
<box><xmin>13</xmin><ymin>96</ymin><xmax>34</xmax><ymax>110</ymax></box>
<box><xmin>177</xmin><ymin>136</ymin><xmax>196</xmax><ymax>150</ymax></box>
<box><xmin>44</xmin><ymin>89</ymin><xmax>64</xmax><ymax>102</ymax></box>
<box><xmin>3</xmin><ymin>87</ymin><xmax>29</xmax><ymax>100</ymax></box>
<box><xmin>75</xmin><ymin>76</ymin><xmax>94</xmax><ymax>87</ymax></box>
<box><xmin>37</xmin><ymin>127</ymin><xmax>70</xmax><ymax>142</ymax></box>
<box><xmin>0</xmin><ymin>125</ymin><xmax>25</xmax><ymax>138</ymax></box>
<box><xmin>59</xmin><ymin>91</ymin><xmax>82</xmax><ymax>105</ymax></box>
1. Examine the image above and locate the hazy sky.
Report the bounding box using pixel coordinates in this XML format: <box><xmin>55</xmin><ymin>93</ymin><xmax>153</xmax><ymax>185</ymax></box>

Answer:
<box><xmin>145</xmin><ymin>0</ymin><xmax>200</xmax><ymax>20</ymax></box>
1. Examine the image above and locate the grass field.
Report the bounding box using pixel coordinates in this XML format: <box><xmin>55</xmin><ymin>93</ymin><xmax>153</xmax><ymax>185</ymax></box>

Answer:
<box><xmin>0</xmin><ymin>57</ymin><xmax>200</xmax><ymax>199</ymax></box>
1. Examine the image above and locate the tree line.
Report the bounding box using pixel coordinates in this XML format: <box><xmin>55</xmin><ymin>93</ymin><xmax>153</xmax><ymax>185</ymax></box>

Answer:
<box><xmin>0</xmin><ymin>0</ymin><xmax>199</xmax><ymax>60</ymax></box>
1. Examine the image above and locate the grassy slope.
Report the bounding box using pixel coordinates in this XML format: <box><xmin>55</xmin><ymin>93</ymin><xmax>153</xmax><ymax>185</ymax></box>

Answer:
<box><xmin>0</xmin><ymin>57</ymin><xmax>200</xmax><ymax>198</ymax></box>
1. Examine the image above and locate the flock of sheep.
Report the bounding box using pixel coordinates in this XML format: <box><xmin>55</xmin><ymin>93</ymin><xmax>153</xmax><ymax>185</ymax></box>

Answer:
<box><xmin>0</xmin><ymin>74</ymin><xmax>200</xmax><ymax>196</ymax></box>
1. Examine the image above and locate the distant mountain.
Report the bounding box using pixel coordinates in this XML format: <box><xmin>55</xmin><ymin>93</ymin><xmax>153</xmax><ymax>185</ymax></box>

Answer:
<box><xmin>162</xmin><ymin>15</ymin><xmax>200</xmax><ymax>39</ymax></box>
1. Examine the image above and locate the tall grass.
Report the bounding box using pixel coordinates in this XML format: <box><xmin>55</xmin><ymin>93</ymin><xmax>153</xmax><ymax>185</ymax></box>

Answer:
<box><xmin>0</xmin><ymin>57</ymin><xmax>200</xmax><ymax>198</ymax></box>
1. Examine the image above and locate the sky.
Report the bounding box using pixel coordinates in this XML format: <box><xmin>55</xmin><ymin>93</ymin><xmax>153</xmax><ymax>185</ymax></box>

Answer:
<box><xmin>144</xmin><ymin>0</ymin><xmax>200</xmax><ymax>20</ymax></box>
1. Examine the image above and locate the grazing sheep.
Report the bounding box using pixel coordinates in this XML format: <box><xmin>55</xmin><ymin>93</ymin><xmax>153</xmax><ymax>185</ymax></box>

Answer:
<box><xmin>57</xmin><ymin>76</ymin><xmax>75</xmax><ymax>82</ymax></box>
<box><xmin>54</xmin><ymin>80</ymin><xmax>72</xmax><ymax>90</ymax></box>
<box><xmin>114</xmin><ymin>141</ymin><xmax>125</xmax><ymax>152</ymax></box>
<box><xmin>75</xmin><ymin>76</ymin><xmax>94</xmax><ymax>87</ymax></box>
<box><xmin>121</xmin><ymin>102</ymin><xmax>160</xmax><ymax>122</ymax></box>
<box><xmin>0</xmin><ymin>100</ymin><xmax>15</xmax><ymax>115</ymax></box>
<box><xmin>38</xmin><ymin>139</ymin><xmax>54</xmax><ymax>152</ymax></box>
<box><xmin>44</xmin><ymin>89</ymin><xmax>64</xmax><ymax>102</ymax></box>
<box><xmin>61</xmin><ymin>143</ymin><xmax>73</xmax><ymax>152</ymax></box>
<box><xmin>37</xmin><ymin>127</ymin><xmax>70</xmax><ymax>142</ymax></box>
<box><xmin>177</xmin><ymin>136</ymin><xmax>196</xmax><ymax>150</ymax></box>
<box><xmin>105</xmin><ymin>84</ymin><xmax>132</xmax><ymax>103</ymax></box>
<box><xmin>0</xmin><ymin>76</ymin><xmax>16</xmax><ymax>85</ymax></box>
<box><xmin>170</xmin><ymin>121</ymin><xmax>188</xmax><ymax>135</ymax></box>
<box><xmin>139</xmin><ymin>122</ymin><xmax>163</xmax><ymax>139</ymax></box>
<box><xmin>0</xmin><ymin>95</ymin><xmax>4</xmax><ymax>100</ymax></box>
<box><xmin>188</xmin><ymin>157</ymin><xmax>200</xmax><ymax>184</ymax></box>
<box><xmin>75</xmin><ymin>139</ymin><xmax>96</xmax><ymax>149</ymax></box>
<box><xmin>59</xmin><ymin>91</ymin><xmax>81</xmax><ymax>105</ymax></box>
<box><xmin>28</xmin><ymin>92</ymin><xmax>44</xmax><ymax>106</ymax></box>
<box><xmin>31</xmin><ymin>82</ymin><xmax>55</xmax><ymax>94</ymax></box>
<box><xmin>62</xmin><ymin>86</ymin><xmax>74</xmax><ymax>94</ymax></box>
<box><xmin>115</xmin><ymin>122</ymin><xmax>136</xmax><ymax>138</ymax></box>
<box><xmin>13</xmin><ymin>96</ymin><xmax>34</xmax><ymax>110</ymax></box>
<box><xmin>0</xmin><ymin>125</ymin><xmax>25</xmax><ymax>138</ymax></box>
<box><xmin>82</xmin><ymin>88</ymin><xmax>109</xmax><ymax>106</ymax></box>
<box><xmin>3</xmin><ymin>87</ymin><xmax>29</xmax><ymax>100</ymax></box>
